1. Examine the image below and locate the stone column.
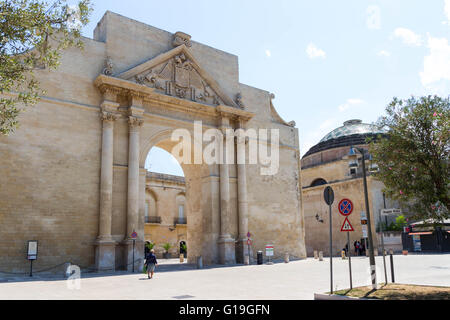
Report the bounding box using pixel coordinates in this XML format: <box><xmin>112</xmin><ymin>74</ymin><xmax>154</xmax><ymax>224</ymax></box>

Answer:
<box><xmin>95</xmin><ymin>99</ymin><xmax>119</xmax><ymax>272</ymax></box>
<box><xmin>236</xmin><ymin>126</ymin><xmax>250</xmax><ymax>264</ymax></box>
<box><xmin>218</xmin><ymin>116</ymin><xmax>236</xmax><ymax>264</ymax></box>
<box><xmin>125</xmin><ymin>114</ymin><xmax>143</xmax><ymax>272</ymax></box>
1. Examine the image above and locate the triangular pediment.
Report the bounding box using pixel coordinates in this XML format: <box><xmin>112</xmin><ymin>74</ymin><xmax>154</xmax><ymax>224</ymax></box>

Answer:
<box><xmin>116</xmin><ymin>45</ymin><xmax>238</xmax><ymax>108</ymax></box>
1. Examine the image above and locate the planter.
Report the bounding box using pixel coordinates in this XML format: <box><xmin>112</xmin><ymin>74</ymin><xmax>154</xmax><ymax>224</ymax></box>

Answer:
<box><xmin>163</xmin><ymin>252</ymin><xmax>171</xmax><ymax>259</ymax></box>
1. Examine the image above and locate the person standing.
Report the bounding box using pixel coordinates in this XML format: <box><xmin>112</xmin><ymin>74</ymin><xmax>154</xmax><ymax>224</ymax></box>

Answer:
<box><xmin>145</xmin><ymin>249</ymin><xmax>158</xmax><ymax>279</ymax></box>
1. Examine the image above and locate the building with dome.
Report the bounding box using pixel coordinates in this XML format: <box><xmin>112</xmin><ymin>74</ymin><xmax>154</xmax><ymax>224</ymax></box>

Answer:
<box><xmin>301</xmin><ymin>120</ymin><xmax>403</xmax><ymax>256</ymax></box>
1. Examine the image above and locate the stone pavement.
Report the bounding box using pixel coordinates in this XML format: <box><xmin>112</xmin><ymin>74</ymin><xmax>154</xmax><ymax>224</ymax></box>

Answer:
<box><xmin>0</xmin><ymin>254</ymin><xmax>449</xmax><ymax>300</ymax></box>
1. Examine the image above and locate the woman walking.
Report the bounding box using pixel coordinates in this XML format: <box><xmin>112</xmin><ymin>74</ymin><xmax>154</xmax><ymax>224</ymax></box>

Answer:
<box><xmin>145</xmin><ymin>249</ymin><xmax>158</xmax><ymax>279</ymax></box>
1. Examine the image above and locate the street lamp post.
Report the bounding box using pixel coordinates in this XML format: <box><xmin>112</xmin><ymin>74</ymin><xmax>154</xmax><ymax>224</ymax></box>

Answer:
<box><xmin>349</xmin><ymin>146</ymin><xmax>377</xmax><ymax>289</ymax></box>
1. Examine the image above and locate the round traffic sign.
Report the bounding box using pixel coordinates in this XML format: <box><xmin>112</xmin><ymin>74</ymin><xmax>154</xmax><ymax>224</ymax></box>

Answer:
<box><xmin>323</xmin><ymin>186</ymin><xmax>334</xmax><ymax>205</ymax></box>
<box><xmin>131</xmin><ymin>231</ymin><xmax>138</xmax><ymax>239</ymax></box>
<box><xmin>338</xmin><ymin>199</ymin><xmax>353</xmax><ymax>216</ymax></box>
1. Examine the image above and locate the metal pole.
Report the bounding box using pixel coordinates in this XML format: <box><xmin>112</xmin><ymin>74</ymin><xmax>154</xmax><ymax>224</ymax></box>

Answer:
<box><xmin>132</xmin><ymin>239</ymin><xmax>135</xmax><ymax>273</ymax></box>
<box><xmin>358</xmin><ymin>148</ymin><xmax>377</xmax><ymax>289</ymax></box>
<box><xmin>347</xmin><ymin>232</ymin><xmax>353</xmax><ymax>289</ymax></box>
<box><xmin>390</xmin><ymin>252</ymin><xmax>395</xmax><ymax>283</ymax></box>
<box><xmin>379</xmin><ymin>209</ymin><xmax>388</xmax><ymax>284</ymax></box>
<box><xmin>329</xmin><ymin>198</ymin><xmax>333</xmax><ymax>294</ymax></box>
<box><xmin>30</xmin><ymin>260</ymin><xmax>33</xmax><ymax>277</ymax></box>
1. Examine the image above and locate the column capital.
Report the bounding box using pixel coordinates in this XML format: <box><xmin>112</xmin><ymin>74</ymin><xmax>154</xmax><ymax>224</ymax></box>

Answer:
<box><xmin>101</xmin><ymin>111</ymin><xmax>119</xmax><ymax>123</ymax></box>
<box><xmin>128</xmin><ymin>116</ymin><xmax>144</xmax><ymax>130</ymax></box>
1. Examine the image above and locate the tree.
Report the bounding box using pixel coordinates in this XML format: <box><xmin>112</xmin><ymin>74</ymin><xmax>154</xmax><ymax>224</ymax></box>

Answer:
<box><xmin>0</xmin><ymin>0</ymin><xmax>92</xmax><ymax>135</ymax></box>
<box><xmin>369</xmin><ymin>95</ymin><xmax>450</xmax><ymax>225</ymax></box>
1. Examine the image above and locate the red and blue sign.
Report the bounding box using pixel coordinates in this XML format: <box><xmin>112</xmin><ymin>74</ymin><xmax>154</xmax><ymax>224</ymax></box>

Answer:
<box><xmin>338</xmin><ymin>199</ymin><xmax>353</xmax><ymax>216</ymax></box>
<box><xmin>131</xmin><ymin>231</ymin><xmax>138</xmax><ymax>239</ymax></box>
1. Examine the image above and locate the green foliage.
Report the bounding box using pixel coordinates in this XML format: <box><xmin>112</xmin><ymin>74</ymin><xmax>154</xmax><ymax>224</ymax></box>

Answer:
<box><xmin>395</xmin><ymin>215</ymin><xmax>408</xmax><ymax>228</ymax></box>
<box><xmin>161</xmin><ymin>242</ymin><xmax>173</xmax><ymax>253</ymax></box>
<box><xmin>0</xmin><ymin>0</ymin><xmax>92</xmax><ymax>135</ymax></box>
<box><xmin>145</xmin><ymin>242</ymin><xmax>155</xmax><ymax>251</ymax></box>
<box><xmin>181</xmin><ymin>243</ymin><xmax>187</xmax><ymax>252</ymax></box>
<box><xmin>377</xmin><ymin>215</ymin><xmax>409</xmax><ymax>232</ymax></box>
<box><xmin>369</xmin><ymin>96</ymin><xmax>450</xmax><ymax>224</ymax></box>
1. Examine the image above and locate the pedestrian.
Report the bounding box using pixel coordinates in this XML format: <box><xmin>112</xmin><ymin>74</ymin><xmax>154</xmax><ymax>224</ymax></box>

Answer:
<box><xmin>356</xmin><ymin>241</ymin><xmax>361</xmax><ymax>256</ymax></box>
<box><xmin>145</xmin><ymin>249</ymin><xmax>158</xmax><ymax>279</ymax></box>
<box><xmin>361</xmin><ymin>242</ymin><xmax>366</xmax><ymax>256</ymax></box>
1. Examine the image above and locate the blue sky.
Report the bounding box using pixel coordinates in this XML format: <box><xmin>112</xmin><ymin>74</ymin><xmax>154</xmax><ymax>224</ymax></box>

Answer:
<box><xmin>80</xmin><ymin>0</ymin><xmax>450</xmax><ymax>176</ymax></box>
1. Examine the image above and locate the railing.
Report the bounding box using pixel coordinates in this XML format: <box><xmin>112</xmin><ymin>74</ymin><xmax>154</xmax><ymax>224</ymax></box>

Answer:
<box><xmin>145</xmin><ymin>216</ymin><xmax>161</xmax><ymax>224</ymax></box>
<box><xmin>174</xmin><ymin>217</ymin><xmax>187</xmax><ymax>225</ymax></box>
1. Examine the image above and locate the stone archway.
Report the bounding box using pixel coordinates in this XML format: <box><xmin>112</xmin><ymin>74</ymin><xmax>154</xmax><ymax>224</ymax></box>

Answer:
<box><xmin>140</xmin><ymin>129</ymin><xmax>219</xmax><ymax>265</ymax></box>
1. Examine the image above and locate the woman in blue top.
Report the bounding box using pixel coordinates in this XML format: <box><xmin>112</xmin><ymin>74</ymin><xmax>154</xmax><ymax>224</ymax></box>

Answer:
<box><xmin>145</xmin><ymin>249</ymin><xmax>158</xmax><ymax>279</ymax></box>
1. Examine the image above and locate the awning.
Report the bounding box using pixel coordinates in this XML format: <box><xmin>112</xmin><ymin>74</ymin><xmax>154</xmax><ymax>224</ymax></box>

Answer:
<box><xmin>409</xmin><ymin>232</ymin><xmax>433</xmax><ymax>236</ymax></box>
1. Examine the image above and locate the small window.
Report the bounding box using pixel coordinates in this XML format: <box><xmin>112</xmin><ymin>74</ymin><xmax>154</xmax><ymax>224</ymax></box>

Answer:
<box><xmin>310</xmin><ymin>178</ymin><xmax>327</xmax><ymax>187</ymax></box>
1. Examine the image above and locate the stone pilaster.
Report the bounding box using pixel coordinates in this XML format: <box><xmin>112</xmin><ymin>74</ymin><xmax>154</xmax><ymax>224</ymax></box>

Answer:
<box><xmin>218</xmin><ymin>116</ymin><xmax>236</xmax><ymax>265</ymax></box>
<box><xmin>236</xmin><ymin>127</ymin><xmax>250</xmax><ymax>264</ymax></box>
<box><xmin>95</xmin><ymin>99</ymin><xmax>119</xmax><ymax>272</ymax></box>
<box><xmin>124</xmin><ymin>96</ymin><xmax>145</xmax><ymax>272</ymax></box>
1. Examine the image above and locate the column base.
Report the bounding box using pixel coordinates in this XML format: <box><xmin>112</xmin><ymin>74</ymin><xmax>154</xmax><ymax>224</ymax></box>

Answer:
<box><xmin>123</xmin><ymin>239</ymin><xmax>144</xmax><ymax>273</ymax></box>
<box><xmin>95</xmin><ymin>239</ymin><xmax>116</xmax><ymax>272</ymax></box>
<box><xmin>218</xmin><ymin>235</ymin><xmax>236</xmax><ymax>265</ymax></box>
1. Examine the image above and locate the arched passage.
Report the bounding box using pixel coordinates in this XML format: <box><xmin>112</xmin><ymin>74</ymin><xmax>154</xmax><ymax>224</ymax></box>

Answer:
<box><xmin>139</xmin><ymin>127</ymin><xmax>220</xmax><ymax>265</ymax></box>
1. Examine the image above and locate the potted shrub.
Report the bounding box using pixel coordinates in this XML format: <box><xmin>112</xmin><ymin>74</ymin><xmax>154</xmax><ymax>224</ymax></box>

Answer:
<box><xmin>162</xmin><ymin>243</ymin><xmax>173</xmax><ymax>259</ymax></box>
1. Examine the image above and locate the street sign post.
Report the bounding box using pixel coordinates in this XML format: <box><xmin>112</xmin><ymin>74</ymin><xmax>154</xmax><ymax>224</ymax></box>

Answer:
<box><xmin>323</xmin><ymin>186</ymin><xmax>334</xmax><ymax>294</ymax></box>
<box><xmin>27</xmin><ymin>240</ymin><xmax>38</xmax><ymax>277</ymax></box>
<box><xmin>340</xmin><ymin>200</ymin><xmax>355</xmax><ymax>290</ymax></box>
<box><xmin>265</xmin><ymin>244</ymin><xmax>274</xmax><ymax>264</ymax></box>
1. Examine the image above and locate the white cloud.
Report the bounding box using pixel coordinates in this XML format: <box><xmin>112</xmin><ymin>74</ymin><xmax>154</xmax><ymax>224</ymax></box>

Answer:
<box><xmin>306</xmin><ymin>43</ymin><xmax>326</xmax><ymax>59</ymax></box>
<box><xmin>367</xmin><ymin>5</ymin><xmax>381</xmax><ymax>30</ymax></box>
<box><xmin>265</xmin><ymin>49</ymin><xmax>272</xmax><ymax>57</ymax></box>
<box><xmin>393</xmin><ymin>28</ymin><xmax>423</xmax><ymax>46</ymax></box>
<box><xmin>445</xmin><ymin>0</ymin><xmax>450</xmax><ymax>24</ymax></box>
<box><xmin>419</xmin><ymin>35</ymin><xmax>450</xmax><ymax>93</ymax></box>
<box><xmin>378</xmin><ymin>50</ymin><xmax>391</xmax><ymax>57</ymax></box>
<box><xmin>338</xmin><ymin>99</ymin><xmax>365</xmax><ymax>112</ymax></box>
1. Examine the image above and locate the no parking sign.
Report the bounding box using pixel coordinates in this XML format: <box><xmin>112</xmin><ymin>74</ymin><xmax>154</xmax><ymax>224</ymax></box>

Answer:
<box><xmin>338</xmin><ymin>199</ymin><xmax>353</xmax><ymax>216</ymax></box>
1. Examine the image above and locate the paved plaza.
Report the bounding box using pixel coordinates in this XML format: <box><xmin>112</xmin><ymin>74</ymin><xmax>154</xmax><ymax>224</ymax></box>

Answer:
<box><xmin>0</xmin><ymin>254</ymin><xmax>449</xmax><ymax>300</ymax></box>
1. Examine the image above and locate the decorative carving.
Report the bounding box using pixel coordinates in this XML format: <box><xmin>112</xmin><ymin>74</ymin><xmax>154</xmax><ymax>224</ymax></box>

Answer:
<box><xmin>172</xmin><ymin>32</ymin><xmax>192</xmax><ymax>48</ymax></box>
<box><xmin>287</xmin><ymin>121</ymin><xmax>296</xmax><ymax>127</ymax></box>
<box><xmin>101</xmin><ymin>111</ymin><xmax>118</xmax><ymax>122</ymax></box>
<box><xmin>102</xmin><ymin>57</ymin><xmax>114</xmax><ymax>76</ymax></box>
<box><xmin>129</xmin><ymin>54</ymin><xmax>223</xmax><ymax>106</ymax></box>
<box><xmin>236</xmin><ymin>93</ymin><xmax>245</xmax><ymax>109</ymax></box>
<box><xmin>128</xmin><ymin>116</ymin><xmax>144</xmax><ymax>128</ymax></box>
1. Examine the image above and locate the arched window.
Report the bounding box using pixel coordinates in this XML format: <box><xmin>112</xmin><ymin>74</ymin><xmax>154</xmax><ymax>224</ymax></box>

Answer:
<box><xmin>310</xmin><ymin>178</ymin><xmax>327</xmax><ymax>187</ymax></box>
<box><xmin>176</xmin><ymin>193</ymin><xmax>186</xmax><ymax>224</ymax></box>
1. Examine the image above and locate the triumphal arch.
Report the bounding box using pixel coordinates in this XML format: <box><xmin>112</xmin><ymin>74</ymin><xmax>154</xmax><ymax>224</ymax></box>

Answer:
<box><xmin>0</xmin><ymin>12</ymin><xmax>306</xmax><ymax>273</ymax></box>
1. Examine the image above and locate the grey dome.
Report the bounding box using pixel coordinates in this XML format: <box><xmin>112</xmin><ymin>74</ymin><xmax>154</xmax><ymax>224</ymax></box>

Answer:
<box><xmin>319</xmin><ymin>119</ymin><xmax>385</xmax><ymax>143</ymax></box>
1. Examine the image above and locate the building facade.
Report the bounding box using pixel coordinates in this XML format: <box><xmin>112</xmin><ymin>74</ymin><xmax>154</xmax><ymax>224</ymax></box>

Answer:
<box><xmin>144</xmin><ymin>172</ymin><xmax>187</xmax><ymax>259</ymax></box>
<box><xmin>301</xmin><ymin>120</ymin><xmax>402</xmax><ymax>256</ymax></box>
<box><xmin>0</xmin><ymin>11</ymin><xmax>306</xmax><ymax>274</ymax></box>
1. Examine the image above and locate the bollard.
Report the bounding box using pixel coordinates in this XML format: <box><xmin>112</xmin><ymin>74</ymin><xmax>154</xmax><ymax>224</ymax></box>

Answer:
<box><xmin>389</xmin><ymin>249</ymin><xmax>395</xmax><ymax>283</ymax></box>
<box><xmin>402</xmin><ymin>250</ymin><xmax>408</xmax><ymax>256</ymax></box>
<box><xmin>314</xmin><ymin>250</ymin><xmax>318</xmax><ymax>259</ymax></box>
<box><xmin>196</xmin><ymin>256</ymin><xmax>203</xmax><ymax>269</ymax></box>
<box><xmin>257</xmin><ymin>251</ymin><xmax>263</xmax><ymax>265</ymax></box>
<box><xmin>341</xmin><ymin>250</ymin><xmax>346</xmax><ymax>260</ymax></box>
<box><xmin>284</xmin><ymin>253</ymin><xmax>289</xmax><ymax>263</ymax></box>
<box><xmin>180</xmin><ymin>254</ymin><xmax>184</xmax><ymax>263</ymax></box>
<box><xmin>374</xmin><ymin>249</ymin><xmax>378</xmax><ymax>256</ymax></box>
<box><xmin>64</xmin><ymin>262</ymin><xmax>72</xmax><ymax>278</ymax></box>
<box><xmin>318</xmin><ymin>251</ymin><xmax>324</xmax><ymax>261</ymax></box>
<box><xmin>244</xmin><ymin>255</ymin><xmax>250</xmax><ymax>265</ymax></box>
